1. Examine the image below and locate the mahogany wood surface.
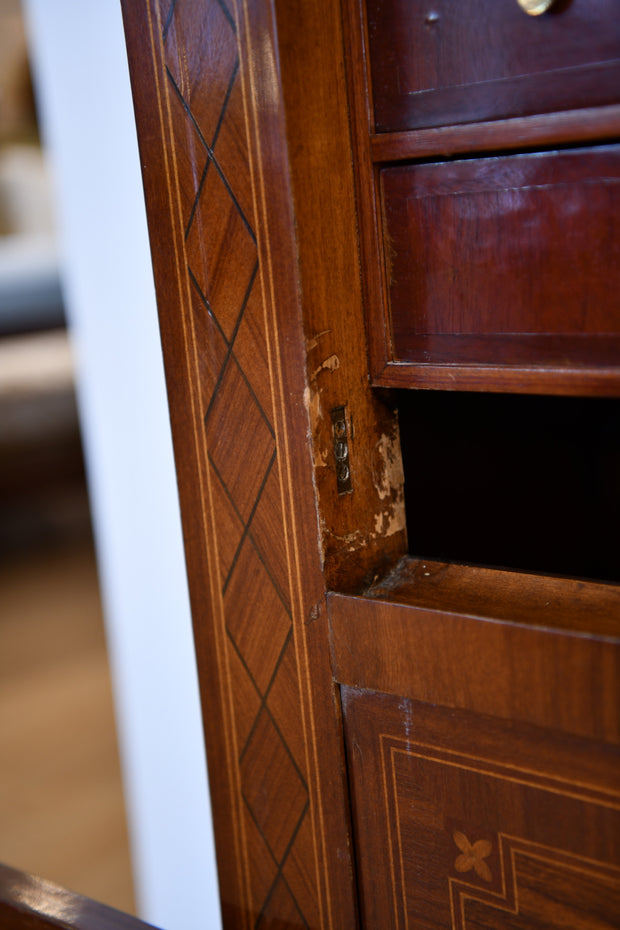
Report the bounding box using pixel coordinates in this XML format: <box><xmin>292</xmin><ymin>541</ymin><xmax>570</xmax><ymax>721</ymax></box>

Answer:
<box><xmin>273</xmin><ymin>0</ymin><xmax>407</xmax><ymax>593</ymax></box>
<box><xmin>334</xmin><ymin>559</ymin><xmax>620</xmax><ymax>927</ymax></box>
<box><xmin>364</xmin><ymin>556</ymin><xmax>620</xmax><ymax>637</ymax></box>
<box><xmin>0</xmin><ymin>865</ymin><xmax>157</xmax><ymax>930</ymax></box>
<box><xmin>370</xmin><ymin>105</ymin><xmax>620</xmax><ymax>162</ymax></box>
<box><xmin>383</xmin><ymin>146</ymin><xmax>620</xmax><ymax>354</ymax></box>
<box><xmin>370</xmin><ymin>104</ymin><xmax>620</xmax><ymax>164</ymax></box>
<box><xmin>374</xmin><ymin>359</ymin><xmax>620</xmax><ymax>394</ymax></box>
<box><xmin>329</xmin><ymin>573</ymin><xmax>620</xmax><ymax>743</ymax></box>
<box><xmin>365</xmin><ymin>0</ymin><xmax>620</xmax><ymax>132</ymax></box>
<box><xmin>343</xmin><ymin>0</ymin><xmax>620</xmax><ymax>395</ymax></box>
<box><xmin>121</xmin><ymin>0</ymin><xmax>360</xmax><ymax>926</ymax></box>
<box><xmin>341</xmin><ymin>689</ymin><xmax>620</xmax><ymax>929</ymax></box>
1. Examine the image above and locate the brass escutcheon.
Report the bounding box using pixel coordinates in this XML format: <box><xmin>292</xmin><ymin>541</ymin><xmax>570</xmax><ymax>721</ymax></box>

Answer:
<box><xmin>330</xmin><ymin>405</ymin><xmax>353</xmax><ymax>495</ymax></box>
<box><xmin>517</xmin><ymin>0</ymin><xmax>556</xmax><ymax>13</ymax></box>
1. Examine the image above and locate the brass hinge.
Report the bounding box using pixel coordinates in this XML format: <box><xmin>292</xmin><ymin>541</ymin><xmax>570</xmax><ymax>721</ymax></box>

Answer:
<box><xmin>331</xmin><ymin>405</ymin><xmax>352</xmax><ymax>495</ymax></box>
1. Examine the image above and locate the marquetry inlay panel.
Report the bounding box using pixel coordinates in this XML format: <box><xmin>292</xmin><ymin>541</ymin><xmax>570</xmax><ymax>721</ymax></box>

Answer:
<box><xmin>122</xmin><ymin>0</ymin><xmax>356</xmax><ymax>926</ymax></box>
<box><xmin>342</xmin><ymin>687</ymin><xmax>620</xmax><ymax>930</ymax></box>
<box><xmin>450</xmin><ymin>834</ymin><xmax>620</xmax><ymax>930</ymax></box>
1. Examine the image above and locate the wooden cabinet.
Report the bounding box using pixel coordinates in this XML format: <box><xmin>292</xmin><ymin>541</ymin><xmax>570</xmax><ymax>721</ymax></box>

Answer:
<box><xmin>341</xmin><ymin>683</ymin><xmax>620</xmax><ymax>930</ymax></box>
<box><xmin>120</xmin><ymin>1</ymin><xmax>620</xmax><ymax>927</ymax></box>
<box><xmin>332</xmin><ymin>565</ymin><xmax>620</xmax><ymax>927</ymax></box>
<box><xmin>3</xmin><ymin>2</ymin><xmax>616</xmax><ymax>928</ymax></box>
<box><xmin>366</xmin><ymin>0</ymin><xmax>620</xmax><ymax>130</ymax></box>
<box><xmin>336</xmin><ymin>2</ymin><xmax>620</xmax><ymax>925</ymax></box>
<box><xmin>347</xmin><ymin>0</ymin><xmax>620</xmax><ymax>393</ymax></box>
<box><xmin>381</xmin><ymin>146</ymin><xmax>620</xmax><ymax>375</ymax></box>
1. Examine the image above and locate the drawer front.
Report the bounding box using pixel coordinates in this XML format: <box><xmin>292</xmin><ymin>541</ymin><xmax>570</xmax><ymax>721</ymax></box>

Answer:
<box><xmin>340</xmin><ymin>687</ymin><xmax>620</xmax><ymax>930</ymax></box>
<box><xmin>367</xmin><ymin>0</ymin><xmax>620</xmax><ymax>132</ymax></box>
<box><xmin>381</xmin><ymin>145</ymin><xmax>620</xmax><ymax>371</ymax></box>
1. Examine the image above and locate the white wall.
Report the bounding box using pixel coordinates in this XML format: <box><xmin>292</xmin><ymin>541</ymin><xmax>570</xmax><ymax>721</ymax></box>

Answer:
<box><xmin>23</xmin><ymin>3</ymin><xmax>222</xmax><ymax>928</ymax></box>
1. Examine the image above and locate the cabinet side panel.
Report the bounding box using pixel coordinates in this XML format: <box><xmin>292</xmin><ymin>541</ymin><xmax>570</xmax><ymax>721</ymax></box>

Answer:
<box><xmin>121</xmin><ymin>2</ymin><xmax>358</xmax><ymax>927</ymax></box>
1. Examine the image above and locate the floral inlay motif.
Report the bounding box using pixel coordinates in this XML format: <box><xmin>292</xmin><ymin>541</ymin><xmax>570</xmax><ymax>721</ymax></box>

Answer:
<box><xmin>453</xmin><ymin>831</ymin><xmax>493</xmax><ymax>882</ymax></box>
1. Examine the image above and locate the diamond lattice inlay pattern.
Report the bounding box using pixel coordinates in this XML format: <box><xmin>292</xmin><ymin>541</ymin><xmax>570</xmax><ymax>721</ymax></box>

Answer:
<box><xmin>165</xmin><ymin>0</ymin><xmax>238</xmax><ymax>153</ymax></box>
<box><xmin>224</xmin><ymin>537</ymin><xmax>291</xmax><ymax>695</ymax></box>
<box><xmin>186</xmin><ymin>166</ymin><xmax>258</xmax><ymax>342</ymax></box>
<box><xmin>205</xmin><ymin>356</ymin><xmax>275</xmax><ymax>524</ymax></box>
<box><xmin>160</xmin><ymin>0</ymin><xmax>314</xmax><ymax>924</ymax></box>
<box><xmin>241</xmin><ymin>707</ymin><xmax>308</xmax><ymax>864</ymax></box>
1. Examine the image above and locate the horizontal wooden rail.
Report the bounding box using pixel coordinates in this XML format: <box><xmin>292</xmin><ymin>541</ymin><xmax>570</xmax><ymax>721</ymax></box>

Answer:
<box><xmin>370</xmin><ymin>105</ymin><xmax>620</xmax><ymax>163</ymax></box>
<box><xmin>0</xmin><ymin>863</ymin><xmax>160</xmax><ymax>930</ymax></box>
<box><xmin>328</xmin><ymin>558</ymin><xmax>620</xmax><ymax>744</ymax></box>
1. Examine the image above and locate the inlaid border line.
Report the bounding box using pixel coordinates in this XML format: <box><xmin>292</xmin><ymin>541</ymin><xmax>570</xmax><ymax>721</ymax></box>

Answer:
<box><xmin>145</xmin><ymin>0</ymin><xmax>253</xmax><ymax>921</ymax></box>
<box><xmin>234</xmin><ymin>0</ymin><xmax>331</xmax><ymax>925</ymax></box>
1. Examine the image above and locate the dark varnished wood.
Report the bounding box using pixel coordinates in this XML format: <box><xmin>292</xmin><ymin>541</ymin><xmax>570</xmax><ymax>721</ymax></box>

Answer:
<box><xmin>366</xmin><ymin>0</ymin><xmax>620</xmax><ymax>132</ymax></box>
<box><xmin>329</xmin><ymin>564</ymin><xmax>620</xmax><ymax>742</ymax></box>
<box><xmin>376</xmin><ymin>359</ymin><xmax>620</xmax><ymax>394</ymax></box>
<box><xmin>382</xmin><ymin>146</ymin><xmax>620</xmax><ymax>376</ymax></box>
<box><xmin>343</xmin><ymin>0</ymin><xmax>620</xmax><ymax>395</ymax></box>
<box><xmin>0</xmin><ymin>865</ymin><xmax>157</xmax><ymax>930</ymax></box>
<box><xmin>370</xmin><ymin>105</ymin><xmax>620</xmax><ymax>163</ymax></box>
<box><xmin>366</xmin><ymin>556</ymin><xmax>620</xmax><ymax>638</ymax></box>
<box><xmin>273</xmin><ymin>0</ymin><xmax>407</xmax><ymax>594</ymax></box>
<box><xmin>341</xmin><ymin>689</ymin><xmax>620</xmax><ymax>929</ymax></box>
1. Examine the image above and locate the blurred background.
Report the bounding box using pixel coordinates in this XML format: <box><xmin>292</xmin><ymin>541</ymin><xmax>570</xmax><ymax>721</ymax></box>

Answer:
<box><xmin>0</xmin><ymin>0</ymin><xmax>133</xmax><ymax>910</ymax></box>
<box><xmin>0</xmin><ymin>2</ymin><xmax>220</xmax><ymax>928</ymax></box>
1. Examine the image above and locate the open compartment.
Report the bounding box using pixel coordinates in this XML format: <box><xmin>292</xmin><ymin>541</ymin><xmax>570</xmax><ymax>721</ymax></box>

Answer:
<box><xmin>397</xmin><ymin>388</ymin><xmax>620</xmax><ymax>583</ymax></box>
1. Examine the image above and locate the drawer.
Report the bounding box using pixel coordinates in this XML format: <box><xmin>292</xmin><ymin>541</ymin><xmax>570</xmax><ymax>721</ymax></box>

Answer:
<box><xmin>366</xmin><ymin>0</ymin><xmax>620</xmax><ymax>132</ymax></box>
<box><xmin>377</xmin><ymin>145</ymin><xmax>620</xmax><ymax>384</ymax></box>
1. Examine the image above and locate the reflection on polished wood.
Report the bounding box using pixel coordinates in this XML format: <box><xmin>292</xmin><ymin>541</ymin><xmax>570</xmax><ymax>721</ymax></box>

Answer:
<box><xmin>0</xmin><ymin>862</ymin><xmax>155</xmax><ymax>930</ymax></box>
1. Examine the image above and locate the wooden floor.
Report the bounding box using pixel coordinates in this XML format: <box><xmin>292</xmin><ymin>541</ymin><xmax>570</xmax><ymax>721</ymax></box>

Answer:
<box><xmin>0</xmin><ymin>535</ymin><xmax>135</xmax><ymax>914</ymax></box>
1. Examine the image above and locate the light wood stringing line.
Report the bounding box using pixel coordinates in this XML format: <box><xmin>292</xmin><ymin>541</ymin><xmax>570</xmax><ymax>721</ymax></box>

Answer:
<box><xmin>145</xmin><ymin>0</ymin><xmax>252</xmax><ymax>919</ymax></box>
<box><xmin>237</xmin><ymin>0</ymin><xmax>333</xmax><ymax>922</ymax></box>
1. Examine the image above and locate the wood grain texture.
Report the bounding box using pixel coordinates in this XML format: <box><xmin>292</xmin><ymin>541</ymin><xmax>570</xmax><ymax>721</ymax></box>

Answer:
<box><xmin>364</xmin><ymin>556</ymin><xmax>620</xmax><ymax>637</ymax></box>
<box><xmin>370</xmin><ymin>105</ymin><xmax>620</xmax><ymax>162</ymax></box>
<box><xmin>341</xmin><ymin>689</ymin><xmax>620</xmax><ymax>930</ymax></box>
<box><xmin>0</xmin><ymin>865</ymin><xmax>156</xmax><ymax>930</ymax></box>
<box><xmin>329</xmin><ymin>567</ymin><xmax>620</xmax><ymax>743</ymax></box>
<box><xmin>121</xmin><ymin>0</ymin><xmax>358</xmax><ymax>926</ymax></box>
<box><xmin>365</xmin><ymin>0</ymin><xmax>620</xmax><ymax>132</ymax></box>
<box><xmin>374</xmin><ymin>359</ymin><xmax>620</xmax><ymax>395</ymax></box>
<box><xmin>273</xmin><ymin>0</ymin><xmax>407</xmax><ymax>594</ymax></box>
<box><xmin>343</xmin><ymin>0</ymin><xmax>620</xmax><ymax>395</ymax></box>
<box><xmin>382</xmin><ymin>146</ymin><xmax>620</xmax><ymax>372</ymax></box>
